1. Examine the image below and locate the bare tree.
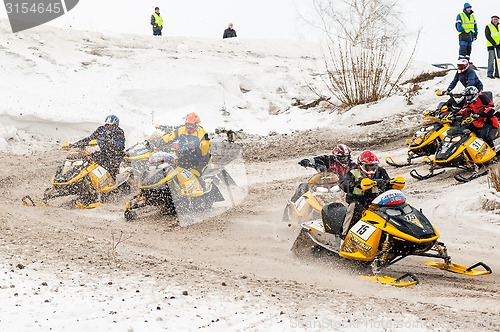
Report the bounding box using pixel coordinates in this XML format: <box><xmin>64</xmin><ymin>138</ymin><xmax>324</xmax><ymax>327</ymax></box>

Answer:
<box><xmin>309</xmin><ymin>0</ymin><xmax>418</xmax><ymax>107</ymax></box>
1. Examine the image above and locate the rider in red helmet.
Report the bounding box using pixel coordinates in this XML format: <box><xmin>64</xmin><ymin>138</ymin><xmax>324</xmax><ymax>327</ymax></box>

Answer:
<box><xmin>298</xmin><ymin>144</ymin><xmax>355</xmax><ymax>178</ymax></box>
<box><xmin>339</xmin><ymin>150</ymin><xmax>393</xmax><ymax>238</ymax></box>
<box><xmin>161</xmin><ymin>112</ymin><xmax>211</xmax><ymax>177</ymax></box>
<box><xmin>292</xmin><ymin>144</ymin><xmax>355</xmax><ymax>202</ymax></box>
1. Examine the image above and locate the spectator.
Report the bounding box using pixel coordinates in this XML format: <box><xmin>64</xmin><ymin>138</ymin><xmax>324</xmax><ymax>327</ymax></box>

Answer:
<box><xmin>223</xmin><ymin>22</ymin><xmax>237</xmax><ymax>39</ymax></box>
<box><xmin>456</xmin><ymin>3</ymin><xmax>477</xmax><ymax>62</ymax></box>
<box><xmin>485</xmin><ymin>15</ymin><xmax>500</xmax><ymax>78</ymax></box>
<box><xmin>151</xmin><ymin>7</ymin><xmax>163</xmax><ymax>36</ymax></box>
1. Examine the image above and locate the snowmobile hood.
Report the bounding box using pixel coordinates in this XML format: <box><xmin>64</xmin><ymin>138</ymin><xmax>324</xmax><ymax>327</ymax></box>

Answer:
<box><xmin>371</xmin><ymin>189</ymin><xmax>406</xmax><ymax>206</ymax></box>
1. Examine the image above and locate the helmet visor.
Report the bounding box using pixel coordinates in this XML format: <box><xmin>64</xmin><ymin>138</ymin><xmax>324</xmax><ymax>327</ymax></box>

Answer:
<box><xmin>363</xmin><ymin>164</ymin><xmax>378</xmax><ymax>173</ymax></box>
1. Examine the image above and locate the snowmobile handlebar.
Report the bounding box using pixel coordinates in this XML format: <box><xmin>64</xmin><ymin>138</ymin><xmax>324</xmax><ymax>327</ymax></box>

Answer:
<box><xmin>360</xmin><ymin>176</ymin><xmax>405</xmax><ymax>191</ymax></box>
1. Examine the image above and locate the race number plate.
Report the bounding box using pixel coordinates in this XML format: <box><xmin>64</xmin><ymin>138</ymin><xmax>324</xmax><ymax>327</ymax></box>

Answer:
<box><xmin>470</xmin><ymin>138</ymin><xmax>484</xmax><ymax>152</ymax></box>
<box><xmin>91</xmin><ymin>166</ymin><xmax>108</xmax><ymax>179</ymax></box>
<box><xmin>351</xmin><ymin>221</ymin><xmax>376</xmax><ymax>241</ymax></box>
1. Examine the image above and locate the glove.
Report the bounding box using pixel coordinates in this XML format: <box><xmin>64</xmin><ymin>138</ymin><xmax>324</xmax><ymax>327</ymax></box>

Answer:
<box><xmin>473</xmin><ymin>34</ymin><xmax>477</xmax><ymax>41</ymax></box>
<box><xmin>298</xmin><ymin>158</ymin><xmax>313</xmax><ymax>168</ymax></box>
<box><xmin>463</xmin><ymin>115</ymin><xmax>475</xmax><ymax>124</ymax></box>
<box><xmin>360</xmin><ymin>178</ymin><xmax>376</xmax><ymax>191</ymax></box>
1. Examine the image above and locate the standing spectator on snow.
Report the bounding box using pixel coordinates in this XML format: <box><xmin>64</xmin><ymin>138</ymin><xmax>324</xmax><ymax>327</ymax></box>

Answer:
<box><xmin>485</xmin><ymin>15</ymin><xmax>500</xmax><ymax>79</ymax></box>
<box><xmin>456</xmin><ymin>3</ymin><xmax>478</xmax><ymax>62</ymax></box>
<box><xmin>223</xmin><ymin>22</ymin><xmax>237</xmax><ymax>39</ymax></box>
<box><xmin>443</xmin><ymin>58</ymin><xmax>483</xmax><ymax>93</ymax></box>
<box><xmin>151</xmin><ymin>7</ymin><xmax>163</xmax><ymax>36</ymax></box>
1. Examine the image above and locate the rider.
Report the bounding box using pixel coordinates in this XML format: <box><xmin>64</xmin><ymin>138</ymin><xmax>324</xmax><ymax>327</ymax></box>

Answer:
<box><xmin>340</xmin><ymin>150</ymin><xmax>394</xmax><ymax>239</ymax></box>
<box><xmin>160</xmin><ymin>112</ymin><xmax>211</xmax><ymax>177</ymax></box>
<box><xmin>71</xmin><ymin>115</ymin><xmax>125</xmax><ymax>178</ymax></box>
<box><xmin>442</xmin><ymin>59</ymin><xmax>483</xmax><ymax>94</ymax></box>
<box><xmin>439</xmin><ymin>92</ymin><xmax>466</xmax><ymax>115</ymax></box>
<box><xmin>291</xmin><ymin>144</ymin><xmax>354</xmax><ymax>202</ymax></box>
<box><xmin>457</xmin><ymin>86</ymin><xmax>498</xmax><ymax>148</ymax></box>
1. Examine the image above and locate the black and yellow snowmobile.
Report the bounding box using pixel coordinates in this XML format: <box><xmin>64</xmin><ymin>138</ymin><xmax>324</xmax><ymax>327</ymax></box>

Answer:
<box><xmin>124</xmin><ymin>151</ymin><xmax>226</xmax><ymax>221</ymax></box>
<box><xmin>22</xmin><ymin>140</ymin><xmax>131</xmax><ymax>208</ymax></box>
<box><xmin>293</xmin><ymin>178</ymin><xmax>491</xmax><ymax>287</ymax></box>
<box><xmin>410</xmin><ymin>114</ymin><xmax>499</xmax><ymax>182</ymax></box>
<box><xmin>385</xmin><ymin>92</ymin><xmax>460</xmax><ymax>167</ymax></box>
<box><xmin>122</xmin><ymin>124</ymin><xmax>176</xmax><ymax>182</ymax></box>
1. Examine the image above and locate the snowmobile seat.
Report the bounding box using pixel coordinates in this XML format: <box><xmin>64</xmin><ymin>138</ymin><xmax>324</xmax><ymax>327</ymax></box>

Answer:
<box><xmin>321</xmin><ymin>202</ymin><xmax>346</xmax><ymax>235</ymax></box>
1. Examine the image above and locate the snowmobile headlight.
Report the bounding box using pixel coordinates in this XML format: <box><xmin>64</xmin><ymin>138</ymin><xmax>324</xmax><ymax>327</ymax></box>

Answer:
<box><xmin>329</xmin><ymin>185</ymin><xmax>340</xmax><ymax>192</ymax></box>
<box><xmin>72</xmin><ymin>160</ymin><xmax>84</xmax><ymax>166</ymax></box>
<box><xmin>451</xmin><ymin>136</ymin><xmax>461</xmax><ymax>142</ymax></box>
<box><xmin>316</xmin><ymin>186</ymin><xmax>328</xmax><ymax>193</ymax></box>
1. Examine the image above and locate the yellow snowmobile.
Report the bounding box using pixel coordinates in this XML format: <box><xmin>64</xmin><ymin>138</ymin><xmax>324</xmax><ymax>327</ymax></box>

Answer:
<box><xmin>124</xmin><ymin>151</ymin><xmax>226</xmax><ymax>221</ymax></box>
<box><xmin>293</xmin><ymin>178</ymin><xmax>491</xmax><ymax>287</ymax></box>
<box><xmin>22</xmin><ymin>140</ymin><xmax>131</xmax><ymax>208</ymax></box>
<box><xmin>283</xmin><ymin>169</ymin><xmax>346</xmax><ymax>227</ymax></box>
<box><xmin>385</xmin><ymin>93</ymin><xmax>459</xmax><ymax>167</ymax></box>
<box><xmin>410</xmin><ymin>114</ymin><xmax>499</xmax><ymax>182</ymax></box>
<box><xmin>121</xmin><ymin>124</ymin><xmax>176</xmax><ymax>183</ymax></box>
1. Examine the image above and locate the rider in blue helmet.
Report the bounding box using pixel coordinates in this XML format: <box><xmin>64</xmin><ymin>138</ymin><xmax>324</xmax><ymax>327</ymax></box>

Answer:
<box><xmin>71</xmin><ymin>115</ymin><xmax>125</xmax><ymax>178</ymax></box>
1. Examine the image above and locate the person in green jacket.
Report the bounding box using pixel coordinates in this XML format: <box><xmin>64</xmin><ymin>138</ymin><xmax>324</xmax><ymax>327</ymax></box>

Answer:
<box><xmin>485</xmin><ymin>15</ymin><xmax>500</xmax><ymax>78</ymax></box>
<box><xmin>151</xmin><ymin>7</ymin><xmax>163</xmax><ymax>36</ymax></box>
<box><xmin>456</xmin><ymin>3</ymin><xmax>477</xmax><ymax>62</ymax></box>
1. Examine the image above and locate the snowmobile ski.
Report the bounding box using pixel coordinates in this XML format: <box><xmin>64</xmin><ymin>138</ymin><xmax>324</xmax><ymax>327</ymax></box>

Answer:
<box><xmin>425</xmin><ymin>261</ymin><xmax>492</xmax><ymax>276</ymax></box>
<box><xmin>453</xmin><ymin>170</ymin><xmax>489</xmax><ymax>183</ymax></box>
<box><xmin>385</xmin><ymin>156</ymin><xmax>412</xmax><ymax>168</ymax></box>
<box><xmin>21</xmin><ymin>195</ymin><xmax>47</xmax><ymax>207</ymax></box>
<box><xmin>359</xmin><ymin>272</ymin><xmax>419</xmax><ymax>287</ymax></box>
<box><xmin>409</xmin><ymin>168</ymin><xmax>445</xmax><ymax>180</ymax></box>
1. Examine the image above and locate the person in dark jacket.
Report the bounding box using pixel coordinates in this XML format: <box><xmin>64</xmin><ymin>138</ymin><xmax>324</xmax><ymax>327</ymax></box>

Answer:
<box><xmin>151</xmin><ymin>7</ymin><xmax>163</xmax><ymax>36</ymax></box>
<box><xmin>71</xmin><ymin>115</ymin><xmax>125</xmax><ymax>178</ymax></box>
<box><xmin>485</xmin><ymin>15</ymin><xmax>500</xmax><ymax>78</ymax></box>
<box><xmin>223</xmin><ymin>22</ymin><xmax>237</xmax><ymax>39</ymax></box>
<box><xmin>291</xmin><ymin>144</ymin><xmax>355</xmax><ymax>202</ymax></box>
<box><xmin>458</xmin><ymin>86</ymin><xmax>498</xmax><ymax>148</ymax></box>
<box><xmin>339</xmin><ymin>150</ymin><xmax>392</xmax><ymax>239</ymax></box>
<box><xmin>456</xmin><ymin>3</ymin><xmax>477</xmax><ymax>61</ymax></box>
<box><xmin>445</xmin><ymin>59</ymin><xmax>483</xmax><ymax>93</ymax></box>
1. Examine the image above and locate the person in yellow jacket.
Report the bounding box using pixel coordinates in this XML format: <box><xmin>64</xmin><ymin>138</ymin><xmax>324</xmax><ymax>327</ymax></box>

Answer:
<box><xmin>161</xmin><ymin>112</ymin><xmax>211</xmax><ymax>177</ymax></box>
<box><xmin>485</xmin><ymin>15</ymin><xmax>500</xmax><ymax>78</ymax></box>
<box><xmin>456</xmin><ymin>3</ymin><xmax>477</xmax><ymax>62</ymax></box>
<box><xmin>151</xmin><ymin>7</ymin><xmax>163</xmax><ymax>36</ymax></box>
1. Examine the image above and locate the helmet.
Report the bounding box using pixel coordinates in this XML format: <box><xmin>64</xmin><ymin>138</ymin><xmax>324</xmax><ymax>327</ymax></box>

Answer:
<box><xmin>357</xmin><ymin>150</ymin><xmax>380</xmax><ymax>179</ymax></box>
<box><xmin>457</xmin><ymin>59</ymin><xmax>469</xmax><ymax>73</ymax></box>
<box><xmin>104</xmin><ymin>115</ymin><xmax>119</xmax><ymax>128</ymax></box>
<box><xmin>332</xmin><ymin>144</ymin><xmax>352</xmax><ymax>166</ymax></box>
<box><xmin>463</xmin><ymin>86</ymin><xmax>479</xmax><ymax>104</ymax></box>
<box><xmin>185</xmin><ymin>112</ymin><xmax>201</xmax><ymax>131</ymax></box>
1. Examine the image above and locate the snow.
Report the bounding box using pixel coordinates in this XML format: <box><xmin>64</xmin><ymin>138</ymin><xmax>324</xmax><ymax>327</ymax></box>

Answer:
<box><xmin>1</xmin><ymin>3</ymin><xmax>500</xmax><ymax>331</ymax></box>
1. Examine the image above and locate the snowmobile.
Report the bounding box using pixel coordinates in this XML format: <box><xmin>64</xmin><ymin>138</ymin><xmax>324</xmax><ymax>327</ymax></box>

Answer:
<box><xmin>282</xmin><ymin>164</ymin><xmax>346</xmax><ymax>226</ymax></box>
<box><xmin>292</xmin><ymin>178</ymin><xmax>492</xmax><ymax>287</ymax></box>
<box><xmin>121</xmin><ymin>124</ymin><xmax>176</xmax><ymax>183</ymax></box>
<box><xmin>410</xmin><ymin>114</ymin><xmax>500</xmax><ymax>183</ymax></box>
<box><xmin>22</xmin><ymin>140</ymin><xmax>131</xmax><ymax>209</ymax></box>
<box><xmin>385</xmin><ymin>92</ymin><xmax>460</xmax><ymax>167</ymax></box>
<box><xmin>123</xmin><ymin>151</ymin><xmax>226</xmax><ymax>221</ymax></box>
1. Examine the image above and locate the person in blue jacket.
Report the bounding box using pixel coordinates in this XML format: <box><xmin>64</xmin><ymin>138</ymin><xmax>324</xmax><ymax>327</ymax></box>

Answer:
<box><xmin>456</xmin><ymin>3</ymin><xmax>478</xmax><ymax>62</ymax></box>
<box><xmin>71</xmin><ymin>115</ymin><xmax>125</xmax><ymax>178</ymax></box>
<box><xmin>444</xmin><ymin>59</ymin><xmax>483</xmax><ymax>93</ymax></box>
